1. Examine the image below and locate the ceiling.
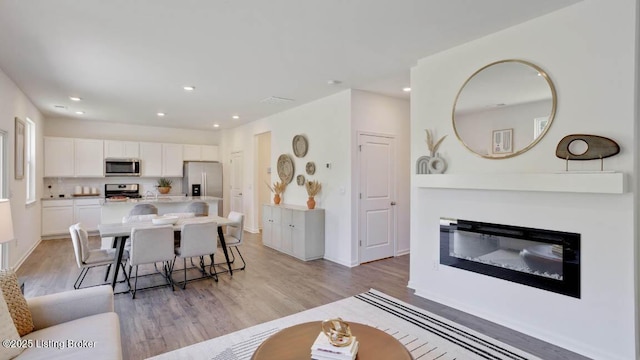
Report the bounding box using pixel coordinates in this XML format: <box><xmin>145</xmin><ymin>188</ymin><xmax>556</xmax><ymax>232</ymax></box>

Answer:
<box><xmin>0</xmin><ymin>0</ymin><xmax>579</xmax><ymax>131</ymax></box>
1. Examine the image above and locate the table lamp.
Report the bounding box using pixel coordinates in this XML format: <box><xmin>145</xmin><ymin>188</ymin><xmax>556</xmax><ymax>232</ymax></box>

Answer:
<box><xmin>0</xmin><ymin>199</ymin><xmax>15</xmax><ymax>245</ymax></box>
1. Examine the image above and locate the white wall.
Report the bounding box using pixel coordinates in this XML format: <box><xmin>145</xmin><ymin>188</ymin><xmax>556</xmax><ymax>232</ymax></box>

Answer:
<box><xmin>351</xmin><ymin>90</ymin><xmax>410</xmax><ymax>258</ymax></box>
<box><xmin>0</xmin><ymin>68</ymin><xmax>44</xmax><ymax>268</ymax></box>
<box><xmin>44</xmin><ymin>117</ymin><xmax>221</xmax><ymax>144</ymax></box>
<box><xmin>221</xmin><ymin>89</ymin><xmax>410</xmax><ymax>267</ymax></box>
<box><xmin>221</xmin><ymin>90</ymin><xmax>354</xmax><ymax>265</ymax></box>
<box><xmin>410</xmin><ymin>1</ymin><xmax>637</xmax><ymax>359</ymax></box>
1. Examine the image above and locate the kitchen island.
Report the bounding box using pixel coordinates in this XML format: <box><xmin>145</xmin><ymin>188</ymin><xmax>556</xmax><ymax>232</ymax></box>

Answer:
<box><xmin>101</xmin><ymin>196</ymin><xmax>222</xmax><ymax>223</ymax></box>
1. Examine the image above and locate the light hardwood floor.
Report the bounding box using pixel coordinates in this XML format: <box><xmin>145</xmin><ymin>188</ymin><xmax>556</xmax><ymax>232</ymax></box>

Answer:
<box><xmin>17</xmin><ymin>231</ymin><xmax>588</xmax><ymax>360</ymax></box>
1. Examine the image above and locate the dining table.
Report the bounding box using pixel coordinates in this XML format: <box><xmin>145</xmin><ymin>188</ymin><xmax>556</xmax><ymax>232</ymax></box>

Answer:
<box><xmin>98</xmin><ymin>215</ymin><xmax>239</xmax><ymax>289</ymax></box>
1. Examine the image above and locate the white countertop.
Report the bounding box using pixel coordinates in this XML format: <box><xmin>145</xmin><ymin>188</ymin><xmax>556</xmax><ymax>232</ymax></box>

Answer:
<box><xmin>103</xmin><ymin>195</ymin><xmax>222</xmax><ymax>206</ymax></box>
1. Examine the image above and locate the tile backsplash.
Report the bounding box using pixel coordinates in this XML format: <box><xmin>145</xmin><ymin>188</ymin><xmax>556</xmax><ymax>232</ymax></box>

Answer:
<box><xmin>43</xmin><ymin>177</ymin><xmax>183</xmax><ymax>198</ymax></box>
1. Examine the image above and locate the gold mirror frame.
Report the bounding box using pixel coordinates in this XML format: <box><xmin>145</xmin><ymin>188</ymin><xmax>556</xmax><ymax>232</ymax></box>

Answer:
<box><xmin>452</xmin><ymin>59</ymin><xmax>557</xmax><ymax>159</ymax></box>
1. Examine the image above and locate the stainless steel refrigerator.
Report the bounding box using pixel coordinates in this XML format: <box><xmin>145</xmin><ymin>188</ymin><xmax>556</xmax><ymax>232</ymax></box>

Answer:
<box><xmin>183</xmin><ymin>161</ymin><xmax>223</xmax><ymax>215</ymax></box>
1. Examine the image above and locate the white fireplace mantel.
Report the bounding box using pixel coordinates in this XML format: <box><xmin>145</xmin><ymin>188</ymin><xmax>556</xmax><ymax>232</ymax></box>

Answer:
<box><xmin>414</xmin><ymin>172</ymin><xmax>625</xmax><ymax>194</ymax></box>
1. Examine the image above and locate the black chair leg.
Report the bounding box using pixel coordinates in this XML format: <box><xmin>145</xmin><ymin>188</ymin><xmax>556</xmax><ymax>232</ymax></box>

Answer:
<box><xmin>104</xmin><ymin>264</ymin><xmax>112</xmax><ymax>282</ymax></box>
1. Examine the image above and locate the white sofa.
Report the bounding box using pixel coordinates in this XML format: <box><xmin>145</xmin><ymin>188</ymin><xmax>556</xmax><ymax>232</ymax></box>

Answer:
<box><xmin>16</xmin><ymin>285</ymin><xmax>122</xmax><ymax>359</ymax></box>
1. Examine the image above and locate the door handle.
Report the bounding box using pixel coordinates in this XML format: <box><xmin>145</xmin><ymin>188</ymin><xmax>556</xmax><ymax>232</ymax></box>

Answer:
<box><xmin>390</xmin><ymin>201</ymin><xmax>396</xmax><ymax>206</ymax></box>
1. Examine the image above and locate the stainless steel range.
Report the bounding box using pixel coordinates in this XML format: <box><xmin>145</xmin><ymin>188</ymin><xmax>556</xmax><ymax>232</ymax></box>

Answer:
<box><xmin>104</xmin><ymin>184</ymin><xmax>142</xmax><ymax>199</ymax></box>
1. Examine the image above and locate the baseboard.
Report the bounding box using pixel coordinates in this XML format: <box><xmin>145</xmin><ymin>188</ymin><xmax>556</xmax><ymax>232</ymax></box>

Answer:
<box><xmin>322</xmin><ymin>255</ymin><xmax>355</xmax><ymax>268</ymax></box>
<box><xmin>13</xmin><ymin>238</ymin><xmax>42</xmax><ymax>271</ymax></box>
<box><xmin>396</xmin><ymin>248</ymin><xmax>410</xmax><ymax>256</ymax></box>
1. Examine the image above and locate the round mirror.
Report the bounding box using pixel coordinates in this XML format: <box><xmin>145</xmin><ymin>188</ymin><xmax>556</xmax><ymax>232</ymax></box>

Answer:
<box><xmin>452</xmin><ymin>60</ymin><xmax>556</xmax><ymax>159</ymax></box>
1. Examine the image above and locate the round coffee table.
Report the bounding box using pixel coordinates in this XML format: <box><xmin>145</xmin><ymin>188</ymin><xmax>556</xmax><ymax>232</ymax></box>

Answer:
<box><xmin>251</xmin><ymin>321</ymin><xmax>413</xmax><ymax>360</ymax></box>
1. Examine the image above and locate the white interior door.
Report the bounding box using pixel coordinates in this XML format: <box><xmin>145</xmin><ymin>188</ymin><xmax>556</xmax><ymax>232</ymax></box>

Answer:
<box><xmin>230</xmin><ymin>151</ymin><xmax>243</xmax><ymax>214</ymax></box>
<box><xmin>358</xmin><ymin>133</ymin><xmax>396</xmax><ymax>263</ymax></box>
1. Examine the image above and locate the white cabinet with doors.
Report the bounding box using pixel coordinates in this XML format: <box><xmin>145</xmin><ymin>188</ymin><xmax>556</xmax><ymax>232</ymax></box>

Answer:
<box><xmin>74</xmin><ymin>139</ymin><xmax>104</xmax><ymax>177</ymax></box>
<box><xmin>262</xmin><ymin>204</ymin><xmax>324</xmax><ymax>261</ymax></box>
<box><xmin>139</xmin><ymin>142</ymin><xmax>162</xmax><ymax>177</ymax></box>
<box><xmin>162</xmin><ymin>143</ymin><xmax>184</xmax><ymax>176</ymax></box>
<box><xmin>42</xmin><ymin>198</ymin><xmax>104</xmax><ymax>236</ymax></box>
<box><xmin>42</xmin><ymin>200</ymin><xmax>74</xmax><ymax>236</ymax></box>
<box><xmin>183</xmin><ymin>144</ymin><xmax>219</xmax><ymax>161</ymax></box>
<box><xmin>44</xmin><ymin>137</ymin><xmax>75</xmax><ymax>177</ymax></box>
<box><xmin>262</xmin><ymin>204</ymin><xmax>282</xmax><ymax>249</ymax></box>
<box><xmin>104</xmin><ymin>140</ymin><xmax>139</xmax><ymax>159</ymax></box>
<box><xmin>44</xmin><ymin>137</ymin><xmax>104</xmax><ymax>177</ymax></box>
<box><xmin>73</xmin><ymin>198</ymin><xmax>102</xmax><ymax>232</ymax></box>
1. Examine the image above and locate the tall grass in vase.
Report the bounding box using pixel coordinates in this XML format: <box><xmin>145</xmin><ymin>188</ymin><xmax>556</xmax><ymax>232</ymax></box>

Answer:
<box><xmin>305</xmin><ymin>180</ymin><xmax>321</xmax><ymax>209</ymax></box>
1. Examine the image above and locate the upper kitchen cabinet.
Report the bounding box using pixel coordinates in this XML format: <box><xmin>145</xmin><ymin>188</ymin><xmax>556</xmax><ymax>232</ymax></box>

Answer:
<box><xmin>139</xmin><ymin>142</ymin><xmax>162</xmax><ymax>177</ymax></box>
<box><xmin>44</xmin><ymin>137</ymin><xmax>103</xmax><ymax>177</ymax></box>
<box><xmin>104</xmin><ymin>140</ymin><xmax>139</xmax><ymax>159</ymax></box>
<box><xmin>162</xmin><ymin>143</ymin><xmax>184</xmax><ymax>176</ymax></box>
<box><xmin>183</xmin><ymin>144</ymin><xmax>219</xmax><ymax>161</ymax></box>
<box><xmin>44</xmin><ymin>137</ymin><xmax>74</xmax><ymax>177</ymax></box>
<box><xmin>139</xmin><ymin>142</ymin><xmax>182</xmax><ymax>177</ymax></box>
<box><xmin>74</xmin><ymin>139</ymin><xmax>104</xmax><ymax>177</ymax></box>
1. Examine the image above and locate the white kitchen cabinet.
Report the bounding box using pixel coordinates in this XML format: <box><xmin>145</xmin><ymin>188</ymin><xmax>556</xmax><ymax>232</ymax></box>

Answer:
<box><xmin>44</xmin><ymin>137</ymin><xmax>75</xmax><ymax>177</ymax></box>
<box><xmin>42</xmin><ymin>200</ymin><xmax>74</xmax><ymax>236</ymax></box>
<box><xmin>184</xmin><ymin>144</ymin><xmax>219</xmax><ymax>161</ymax></box>
<box><xmin>262</xmin><ymin>204</ymin><xmax>324</xmax><ymax>261</ymax></box>
<box><xmin>162</xmin><ymin>143</ymin><xmax>183</xmax><ymax>176</ymax></box>
<box><xmin>139</xmin><ymin>142</ymin><xmax>162</xmax><ymax>177</ymax></box>
<box><xmin>73</xmin><ymin>198</ymin><xmax>102</xmax><ymax>232</ymax></box>
<box><xmin>74</xmin><ymin>139</ymin><xmax>104</xmax><ymax>177</ymax></box>
<box><xmin>104</xmin><ymin>140</ymin><xmax>139</xmax><ymax>159</ymax></box>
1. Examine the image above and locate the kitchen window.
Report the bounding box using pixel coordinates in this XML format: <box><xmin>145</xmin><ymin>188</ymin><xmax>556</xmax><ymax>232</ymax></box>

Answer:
<box><xmin>25</xmin><ymin>118</ymin><xmax>35</xmax><ymax>204</ymax></box>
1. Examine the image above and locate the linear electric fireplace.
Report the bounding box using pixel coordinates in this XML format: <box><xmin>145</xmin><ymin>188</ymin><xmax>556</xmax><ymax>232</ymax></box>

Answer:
<box><xmin>440</xmin><ymin>218</ymin><xmax>580</xmax><ymax>298</ymax></box>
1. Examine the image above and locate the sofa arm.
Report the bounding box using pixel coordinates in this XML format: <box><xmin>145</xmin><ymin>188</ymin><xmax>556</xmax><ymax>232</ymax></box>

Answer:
<box><xmin>27</xmin><ymin>285</ymin><xmax>114</xmax><ymax>330</ymax></box>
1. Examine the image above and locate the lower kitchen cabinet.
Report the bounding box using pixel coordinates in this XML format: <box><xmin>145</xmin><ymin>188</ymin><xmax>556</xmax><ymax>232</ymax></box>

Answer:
<box><xmin>262</xmin><ymin>204</ymin><xmax>324</xmax><ymax>261</ymax></box>
<box><xmin>42</xmin><ymin>198</ymin><xmax>103</xmax><ymax>236</ymax></box>
<box><xmin>42</xmin><ymin>200</ymin><xmax>74</xmax><ymax>236</ymax></box>
<box><xmin>73</xmin><ymin>199</ymin><xmax>102</xmax><ymax>232</ymax></box>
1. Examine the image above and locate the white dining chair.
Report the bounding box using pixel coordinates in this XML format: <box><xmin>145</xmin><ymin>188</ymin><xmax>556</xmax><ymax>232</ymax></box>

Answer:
<box><xmin>127</xmin><ymin>225</ymin><xmax>175</xmax><ymax>298</ymax></box>
<box><xmin>224</xmin><ymin>211</ymin><xmax>246</xmax><ymax>271</ymax></box>
<box><xmin>173</xmin><ymin>220</ymin><xmax>218</xmax><ymax>289</ymax></box>
<box><xmin>69</xmin><ymin>223</ymin><xmax>129</xmax><ymax>289</ymax></box>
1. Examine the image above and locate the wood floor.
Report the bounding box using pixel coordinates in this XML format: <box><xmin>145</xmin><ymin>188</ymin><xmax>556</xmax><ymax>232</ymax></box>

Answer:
<box><xmin>17</xmin><ymin>232</ymin><xmax>588</xmax><ymax>360</ymax></box>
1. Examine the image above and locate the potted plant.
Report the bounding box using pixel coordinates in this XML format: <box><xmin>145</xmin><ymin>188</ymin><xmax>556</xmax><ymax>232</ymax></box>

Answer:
<box><xmin>305</xmin><ymin>180</ymin><xmax>321</xmax><ymax>209</ymax></box>
<box><xmin>265</xmin><ymin>180</ymin><xmax>286</xmax><ymax>204</ymax></box>
<box><xmin>156</xmin><ymin>177</ymin><xmax>173</xmax><ymax>194</ymax></box>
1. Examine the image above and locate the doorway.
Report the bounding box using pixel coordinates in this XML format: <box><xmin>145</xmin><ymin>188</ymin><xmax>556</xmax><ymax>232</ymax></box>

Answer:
<box><xmin>230</xmin><ymin>151</ymin><xmax>243</xmax><ymax>214</ymax></box>
<box><xmin>358</xmin><ymin>133</ymin><xmax>397</xmax><ymax>263</ymax></box>
<box><xmin>255</xmin><ymin>132</ymin><xmax>271</xmax><ymax>231</ymax></box>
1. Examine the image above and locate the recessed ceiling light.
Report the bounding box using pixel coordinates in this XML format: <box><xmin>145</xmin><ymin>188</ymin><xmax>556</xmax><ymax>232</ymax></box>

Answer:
<box><xmin>75</xmin><ymin>111</ymin><xmax>85</xmax><ymax>115</ymax></box>
<box><xmin>213</xmin><ymin>124</ymin><xmax>220</xmax><ymax>128</ymax></box>
<box><xmin>232</xmin><ymin>115</ymin><xmax>239</xmax><ymax>119</ymax></box>
<box><xmin>183</xmin><ymin>86</ymin><xmax>195</xmax><ymax>91</ymax></box>
<box><xmin>157</xmin><ymin>112</ymin><xmax>166</xmax><ymax>117</ymax></box>
<box><xmin>69</xmin><ymin>96</ymin><xmax>82</xmax><ymax>101</ymax></box>
<box><xmin>402</xmin><ymin>87</ymin><xmax>411</xmax><ymax>92</ymax></box>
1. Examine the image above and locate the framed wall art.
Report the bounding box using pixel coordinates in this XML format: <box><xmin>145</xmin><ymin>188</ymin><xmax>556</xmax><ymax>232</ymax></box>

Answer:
<box><xmin>492</xmin><ymin>128</ymin><xmax>513</xmax><ymax>155</ymax></box>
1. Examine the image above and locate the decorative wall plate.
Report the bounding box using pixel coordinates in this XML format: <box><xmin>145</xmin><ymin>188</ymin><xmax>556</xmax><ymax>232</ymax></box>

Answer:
<box><xmin>296</xmin><ymin>174</ymin><xmax>305</xmax><ymax>186</ymax></box>
<box><xmin>305</xmin><ymin>161</ymin><xmax>316</xmax><ymax>175</ymax></box>
<box><xmin>277</xmin><ymin>154</ymin><xmax>294</xmax><ymax>184</ymax></box>
<box><xmin>292</xmin><ymin>135</ymin><xmax>308</xmax><ymax>157</ymax></box>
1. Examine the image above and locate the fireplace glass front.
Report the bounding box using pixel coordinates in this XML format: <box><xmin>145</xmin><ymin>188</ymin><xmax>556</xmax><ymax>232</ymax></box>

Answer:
<box><xmin>440</xmin><ymin>218</ymin><xmax>580</xmax><ymax>298</ymax></box>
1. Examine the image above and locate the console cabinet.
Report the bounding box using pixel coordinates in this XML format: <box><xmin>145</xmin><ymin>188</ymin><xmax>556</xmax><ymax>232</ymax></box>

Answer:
<box><xmin>262</xmin><ymin>204</ymin><xmax>324</xmax><ymax>261</ymax></box>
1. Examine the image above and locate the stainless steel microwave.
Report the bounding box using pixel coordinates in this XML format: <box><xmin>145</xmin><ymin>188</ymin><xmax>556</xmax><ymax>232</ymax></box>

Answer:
<box><xmin>104</xmin><ymin>158</ymin><xmax>141</xmax><ymax>176</ymax></box>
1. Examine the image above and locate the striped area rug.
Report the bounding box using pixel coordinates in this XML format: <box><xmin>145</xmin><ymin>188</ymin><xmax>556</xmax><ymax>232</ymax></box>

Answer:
<box><xmin>149</xmin><ymin>289</ymin><xmax>540</xmax><ymax>360</ymax></box>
